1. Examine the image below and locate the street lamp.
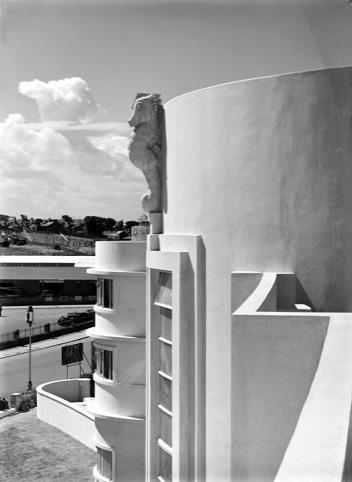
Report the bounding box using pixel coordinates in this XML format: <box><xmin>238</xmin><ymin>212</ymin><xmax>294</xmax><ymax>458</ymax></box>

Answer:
<box><xmin>26</xmin><ymin>305</ymin><xmax>34</xmax><ymax>391</ymax></box>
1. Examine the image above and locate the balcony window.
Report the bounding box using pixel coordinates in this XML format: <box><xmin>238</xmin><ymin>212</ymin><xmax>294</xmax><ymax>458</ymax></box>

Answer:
<box><xmin>96</xmin><ymin>446</ymin><xmax>113</xmax><ymax>481</ymax></box>
<box><xmin>95</xmin><ymin>346</ymin><xmax>113</xmax><ymax>380</ymax></box>
<box><xmin>97</xmin><ymin>278</ymin><xmax>113</xmax><ymax>308</ymax></box>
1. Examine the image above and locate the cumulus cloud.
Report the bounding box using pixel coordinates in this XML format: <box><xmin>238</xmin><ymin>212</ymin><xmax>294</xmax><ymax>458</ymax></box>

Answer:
<box><xmin>0</xmin><ymin>114</ymin><xmax>74</xmax><ymax>177</ymax></box>
<box><xmin>89</xmin><ymin>134</ymin><xmax>129</xmax><ymax>158</ymax></box>
<box><xmin>0</xmin><ymin>114</ymin><xmax>145</xmax><ymax>219</ymax></box>
<box><xmin>18</xmin><ymin>77</ymin><xmax>104</xmax><ymax>123</ymax></box>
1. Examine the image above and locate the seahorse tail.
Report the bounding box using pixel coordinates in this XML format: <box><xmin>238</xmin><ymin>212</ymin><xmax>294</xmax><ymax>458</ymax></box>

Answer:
<box><xmin>141</xmin><ymin>190</ymin><xmax>160</xmax><ymax>213</ymax></box>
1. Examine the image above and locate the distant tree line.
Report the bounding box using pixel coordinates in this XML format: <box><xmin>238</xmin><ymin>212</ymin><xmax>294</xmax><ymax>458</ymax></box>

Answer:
<box><xmin>0</xmin><ymin>213</ymin><xmax>140</xmax><ymax>239</ymax></box>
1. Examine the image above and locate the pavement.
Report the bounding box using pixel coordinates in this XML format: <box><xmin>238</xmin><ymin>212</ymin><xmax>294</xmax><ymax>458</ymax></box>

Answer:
<box><xmin>0</xmin><ymin>407</ymin><xmax>94</xmax><ymax>481</ymax></box>
<box><xmin>0</xmin><ymin>330</ymin><xmax>89</xmax><ymax>359</ymax></box>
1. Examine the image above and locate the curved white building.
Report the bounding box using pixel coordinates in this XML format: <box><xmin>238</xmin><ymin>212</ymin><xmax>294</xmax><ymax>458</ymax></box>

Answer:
<box><xmin>143</xmin><ymin>65</ymin><xmax>352</xmax><ymax>481</ymax></box>
<box><xmin>86</xmin><ymin>241</ymin><xmax>147</xmax><ymax>482</ymax></box>
<box><xmin>35</xmin><ymin>2</ymin><xmax>352</xmax><ymax>480</ymax></box>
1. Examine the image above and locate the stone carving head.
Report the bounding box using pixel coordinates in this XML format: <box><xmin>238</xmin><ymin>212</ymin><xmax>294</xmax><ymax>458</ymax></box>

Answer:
<box><xmin>128</xmin><ymin>93</ymin><xmax>161</xmax><ymax>128</ymax></box>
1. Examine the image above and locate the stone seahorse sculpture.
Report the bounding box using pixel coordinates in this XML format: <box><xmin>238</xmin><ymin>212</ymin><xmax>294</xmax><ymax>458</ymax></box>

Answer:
<box><xmin>128</xmin><ymin>93</ymin><xmax>163</xmax><ymax>213</ymax></box>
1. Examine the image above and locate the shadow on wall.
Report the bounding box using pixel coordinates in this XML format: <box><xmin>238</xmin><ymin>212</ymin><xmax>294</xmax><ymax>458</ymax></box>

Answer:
<box><xmin>276</xmin><ymin>274</ymin><xmax>316</xmax><ymax>312</ymax></box>
<box><xmin>231</xmin><ymin>272</ymin><xmax>330</xmax><ymax>480</ymax></box>
<box><xmin>342</xmin><ymin>397</ymin><xmax>352</xmax><ymax>481</ymax></box>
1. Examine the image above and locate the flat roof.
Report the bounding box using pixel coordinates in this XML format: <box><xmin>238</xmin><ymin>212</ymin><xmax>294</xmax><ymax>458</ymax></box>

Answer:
<box><xmin>0</xmin><ymin>256</ymin><xmax>95</xmax><ymax>280</ymax></box>
<box><xmin>0</xmin><ymin>266</ymin><xmax>94</xmax><ymax>281</ymax></box>
<box><xmin>0</xmin><ymin>256</ymin><xmax>95</xmax><ymax>266</ymax></box>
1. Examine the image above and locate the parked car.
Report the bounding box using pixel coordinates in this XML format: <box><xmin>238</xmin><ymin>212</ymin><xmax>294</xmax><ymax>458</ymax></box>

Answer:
<box><xmin>12</xmin><ymin>235</ymin><xmax>27</xmax><ymax>246</ymax></box>
<box><xmin>57</xmin><ymin>309</ymin><xmax>95</xmax><ymax>327</ymax></box>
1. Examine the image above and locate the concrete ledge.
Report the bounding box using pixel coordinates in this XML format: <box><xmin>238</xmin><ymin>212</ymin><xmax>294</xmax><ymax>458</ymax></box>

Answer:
<box><xmin>87</xmin><ymin>400</ymin><xmax>144</xmax><ymax>423</ymax></box>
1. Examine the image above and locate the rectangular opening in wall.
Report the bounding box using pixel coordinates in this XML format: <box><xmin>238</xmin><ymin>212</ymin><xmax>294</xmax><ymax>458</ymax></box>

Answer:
<box><xmin>159</xmin><ymin>407</ymin><xmax>172</xmax><ymax>447</ymax></box>
<box><xmin>97</xmin><ymin>446</ymin><xmax>113</xmax><ymax>481</ymax></box>
<box><xmin>97</xmin><ymin>278</ymin><xmax>113</xmax><ymax>308</ymax></box>
<box><xmin>160</xmin><ymin>307</ymin><xmax>172</xmax><ymax>342</ymax></box>
<box><xmin>159</xmin><ymin>373</ymin><xmax>172</xmax><ymax>412</ymax></box>
<box><xmin>42</xmin><ymin>281</ymin><xmax>64</xmax><ymax>295</ymax></box>
<box><xmin>159</xmin><ymin>340</ymin><xmax>172</xmax><ymax>377</ymax></box>
<box><xmin>94</xmin><ymin>346</ymin><xmax>113</xmax><ymax>380</ymax></box>
<box><xmin>155</xmin><ymin>271</ymin><xmax>172</xmax><ymax>308</ymax></box>
<box><xmin>158</xmin><ymin>444</ymin><xmax>172</xmax><ymax>482</ymax></box>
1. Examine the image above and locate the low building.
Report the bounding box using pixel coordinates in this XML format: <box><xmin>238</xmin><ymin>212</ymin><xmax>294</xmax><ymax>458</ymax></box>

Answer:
<box><xmin>37</xmin><ymin>220</ymin><xmax>62</xmax><ymax>234</ymax></box>
<box><xmin>0</xmin><ymin>256</ymin><xmax>96</xmax><ymax>306</ymax></box>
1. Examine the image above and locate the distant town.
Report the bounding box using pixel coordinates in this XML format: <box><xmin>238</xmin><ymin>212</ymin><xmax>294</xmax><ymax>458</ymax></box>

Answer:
<box><xmin>0</xmin><ymin>213</ymin><xmax>144</xmax><ymax>256</ymax></box>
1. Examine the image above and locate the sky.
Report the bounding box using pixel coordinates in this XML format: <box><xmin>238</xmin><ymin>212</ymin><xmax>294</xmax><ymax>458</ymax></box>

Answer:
<box><xmin>0</xmin><ymin>0</ymin><xmax>351</xmax><ymax>221</ymax></box>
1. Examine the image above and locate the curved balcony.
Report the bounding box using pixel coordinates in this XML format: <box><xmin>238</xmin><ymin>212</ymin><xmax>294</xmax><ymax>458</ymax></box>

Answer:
<box><xmin>89</xmin><ymin>241</ymin><xmax>146</xmax><ymax>273</ymax></box>
<box><xmin>92</xmin><ymin>273</ymin><xmax>146</xmax><ymax>337</ymax></box>
<box><xmin>91</xmin><ymin>382</ymin><xmax>145</xmax><ymax>419</ymax></box>
<box><xmin>36</xmin><ymin>379</ymin><xmax>95</xmax><ymax>451</ymax></box>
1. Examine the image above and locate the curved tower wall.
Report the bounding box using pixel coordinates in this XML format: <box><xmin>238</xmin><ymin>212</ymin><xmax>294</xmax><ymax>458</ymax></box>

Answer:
<box><xmin>87</xmin><ymin>241</ymin><xmax>146</xmax><ymax>482</ymax></box>
<box><xmin>164</xmin><ymin>67</ymin><xmax>352</xmax><ymax>312</ymax></box>
<box><xmin>162</xmin><ymin>66</ymin><xmax>352</xmax><ymax>477</ymax></box>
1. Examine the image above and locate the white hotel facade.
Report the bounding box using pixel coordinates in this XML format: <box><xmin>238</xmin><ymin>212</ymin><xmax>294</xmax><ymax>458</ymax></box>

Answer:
<box><xmin>86</xmin><ymin>241</ymin><xmax>147</xmax><ymax>481</ymax></box>
<box><xmin>37</xmin><ymin>2</ymin><xmax>352</xmax><ymax>480</ymax></box>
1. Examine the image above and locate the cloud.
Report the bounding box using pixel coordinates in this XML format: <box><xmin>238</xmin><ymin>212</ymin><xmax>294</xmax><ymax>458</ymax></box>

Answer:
<box><xmin>18</xmin><ymin>77</ymin><xmax>105</xmax><ymax>123</ymax></box>
<box><xmin>89</xmin><ymin>134</ymin><xmax>129</xmax><ymax>158</ymax></box>
<box><xmin>0</xmin><ymin>114</ymin><xmax>74</xmax><ymax>178</ymax></box>
<box><xmin>0</xmin><ymin>114</ymin><xmax>146</xmax><ymax>219</ymax></box>
<box><xmin>27</xmin><ymin>121</ymin><xmax>131</xmax><ymax>137</ymax></box>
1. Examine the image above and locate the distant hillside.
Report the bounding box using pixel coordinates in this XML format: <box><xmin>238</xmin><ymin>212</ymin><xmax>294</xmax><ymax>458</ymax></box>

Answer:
<box><xmin>0</xmin><ymin>232</ymin><xmax>95</xmax><ymax>256</ymax></box>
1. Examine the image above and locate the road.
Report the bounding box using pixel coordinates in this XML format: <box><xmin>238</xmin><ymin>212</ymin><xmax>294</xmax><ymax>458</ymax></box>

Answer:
<box><xmin>0</xmin><ymin>305</ymin><xmax>93</xmax><ymax>336</ymax></box>
<box><xmin>0</xmin><ymin>334</ymin><xmax>93</xmax><ymax>401</ymax></box>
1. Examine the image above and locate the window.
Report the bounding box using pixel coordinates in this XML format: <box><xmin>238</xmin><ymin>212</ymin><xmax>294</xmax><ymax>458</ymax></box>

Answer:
<box><xmin>41</xmin><ymin>281</ymin><xmax>64</xmax><ymax>295</ymax></box>
<box><xmin>96</xmin><ymin>446</ymin><xmax>113</xmax><ymax>481</ymax></box>
<box><xmin>95</xmin><ymin>346</ymin><xmax>113</xmax><ymax>380</ymax></box>
<box><xmin>156</xmin><ymin>272</ymin><xmax>173</xmax><ymax>480</ymax></box>
<box><xmin>159</xmin><ymin>307</ymin><xmax>172</xmax><ymax>342</ymax></box>
<box><xmin>159</xmin><ymin>339</ymin><xmax>172</xmax><ymax>377</ymax></box>
<box><xmin>148</xmin><ymin>245</ymin><xmax>199</xmax><ymax>481</ymax></box>
<box><xmin>154</xmin><ymin>272</ymin><xmax>172</xmax><ymax>308</ymax></box>
<box><xmin>158</xmin><ymin>443</ymin><xmax>172</xmax><ymax>482</ymax></box>
<box><xmin>97</xmin><ymin>278</ymin><xmax>113</xmax><ymax>308</ymax></box>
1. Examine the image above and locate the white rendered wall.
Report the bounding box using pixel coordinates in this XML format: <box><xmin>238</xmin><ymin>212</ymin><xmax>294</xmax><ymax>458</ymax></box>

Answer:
<box><xmin>87</xmin><ymin>241</ymin><xmax>147</xmax><ymax>481</ymax></box>
<box><xmin>163</xmin><ymin>67</ymin><xmax>352</xmax><ymax>479</ymax></box>
<box><xmin>95</xmin><ymin>241</ymin><xmax>147</xmax><ymax>272</ymax></box>
<box><xmin>91</xmin><ymin>275</ymin><xmax>146</xmax><ymax>337</ymax></box>
<box><xmin>94</xmin><ymin>418</ymin><xmax>145</xmax><ymax>482</ymax></box>
<box><xmin>232</xmin><ymin>313</ymin><xmax>329</xmax><ymax>479</ymax></box>
<box><xmin>37</xmin><ymin>379</ymin><xmax>95</xmax><ymax>451</ymax></box>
